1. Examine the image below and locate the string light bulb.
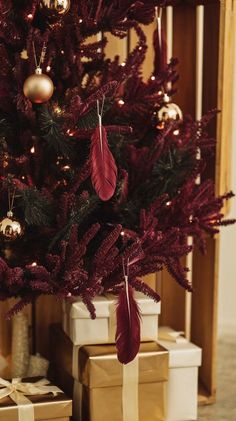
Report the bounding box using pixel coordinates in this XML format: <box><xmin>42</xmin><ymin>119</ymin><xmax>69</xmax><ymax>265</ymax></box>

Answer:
<box><xmin>118</xmin><ymin>99</ymin><xmax>125</xmax><ymax>106</ymax></box>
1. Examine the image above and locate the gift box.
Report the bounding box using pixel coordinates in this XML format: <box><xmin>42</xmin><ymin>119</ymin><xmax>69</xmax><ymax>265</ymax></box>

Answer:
<box><xmin>0</xmin><ymin>377</ymin><xmax>72</xmax><ymax>421</ymax></box>
<box><xmin>50</xmin><ymin>324</ymin><xmax>169</xmax><ymax>421</ymax></box>
<box><xmin>157</xmin><ymin>327</ymin><xmax>202</xmax><ymax>421</ymax></box>
<box><xmin>62</xmin><ymin>292</ymin><xmax>161</xmax><ymax>346</ymax></box>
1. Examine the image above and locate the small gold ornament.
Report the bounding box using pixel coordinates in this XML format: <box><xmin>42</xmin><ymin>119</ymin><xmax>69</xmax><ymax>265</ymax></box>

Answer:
<box><xmin>40</xmin><ymin>0</ymin><xmax>70</xmax><ymax>22</ymax></box>
<box><xmin>155</xmin><ymin>94</ymin><xmax>183</xmax><ymax>130</ymax></box>
<box><xmin>23</xmin><ymin>67</ymin><xmax>54</xmax><ymax>104</ymax></box>
<box><xmin>0</xmin><ymin>211</ymin><xmax>24</xmax><ymax>242</ymax></box>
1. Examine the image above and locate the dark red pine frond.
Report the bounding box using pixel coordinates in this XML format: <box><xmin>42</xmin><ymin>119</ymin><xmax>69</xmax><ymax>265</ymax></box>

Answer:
<box><xmin>116</xmin><ymin>284</ymin><xmax>141</xmax><ymax>364</ymax></box>
<box><xmin>130</xmin><ymin>278</ymin><xmax>161</xmax><ymax>303</ymax></box>
<box><xmin>90</xmin><ymin>125</ymin><xmax>117</xmax><ymax>201</ymax></box>
<box><xmin>6</xmin><ymin>297</ymin><xmax>34</xmax><ymax>320</ymax></box>
<box><xmin>81</xmin><ymin>292</ymin><xmax>96</xmax><ymax>319</ymax></box>
<box><xmin>70</xmin><ymin>160</ymin><xmax>91</xmax><ymax>194</ymax></box>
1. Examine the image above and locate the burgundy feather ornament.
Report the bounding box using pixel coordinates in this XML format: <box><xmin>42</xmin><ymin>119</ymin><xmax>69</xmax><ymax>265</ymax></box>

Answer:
<box><xmin>90</xmin><ymin>99</ymin><xmax>117</xmax><ymax>201</ymax></box>
<box><xmin>116</xmin><ymin>277</ymin><xmax>141</xmax><ymax>364</ymax></box>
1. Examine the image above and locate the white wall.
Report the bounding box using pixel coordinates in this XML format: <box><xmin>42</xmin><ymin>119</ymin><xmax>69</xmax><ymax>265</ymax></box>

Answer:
<box><xmin>218</xmin><ymin>32</ymin><xmax>236</xmax><ymax>337</ymax></box>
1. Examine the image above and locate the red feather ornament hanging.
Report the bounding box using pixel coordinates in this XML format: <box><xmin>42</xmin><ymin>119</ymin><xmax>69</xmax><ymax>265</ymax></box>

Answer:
<box><xmin>90</xmin><ymin>124</ymin><xmax>117</xmax><ymax>201</ymax></box>
<box><xmin>116</xmin><ymin>281</ymin><xmax>141</xmax><ymax>364</ymax></box>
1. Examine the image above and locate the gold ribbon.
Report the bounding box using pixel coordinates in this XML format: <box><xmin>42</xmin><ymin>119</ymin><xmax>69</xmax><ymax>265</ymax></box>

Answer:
<box><xmin>122</xmin><ymin>358</ymin><xmax>139</xmax><ymax>421</ymax></box>
<box><xmin>0</xmin><ymin>377</ymin><xmax>62</xmax><ymax>421</ymax></box>
<box><xmin>73</xmin><ymin>350</ymin><xmax>140</xmax><ymax>421</ymax></box>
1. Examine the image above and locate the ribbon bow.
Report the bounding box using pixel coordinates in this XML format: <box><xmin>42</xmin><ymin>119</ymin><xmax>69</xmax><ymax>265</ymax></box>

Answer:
<box><xmin>0</xmin><ymin>378</ymin><xmax>62</xmax><ymax>421</ymax></box>
<box><xmin>158</xmin><ymin>328</ymin><xmax>188</xmax><ymax>343</ymax></box>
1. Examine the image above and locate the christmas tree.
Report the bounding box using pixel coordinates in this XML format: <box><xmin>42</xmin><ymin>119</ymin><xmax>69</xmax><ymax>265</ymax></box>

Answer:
<box><xmin>0</xmin><ymin>1</ymin><xmax>234</xmax><ymax>363</ymax></box>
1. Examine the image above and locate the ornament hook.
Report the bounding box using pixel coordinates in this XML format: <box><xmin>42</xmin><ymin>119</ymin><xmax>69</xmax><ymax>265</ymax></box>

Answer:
<box><xmin>96</xmin><ymin>96</ymin><xmax>105</xmax><ymax>154</ymax></box>
<box><xmin>155</xmin><ymin>6</ymin><xmax>162</xmax><ymax>21</ymax></box>
<box><xmin>32</xmin><ymin>41</ymin><xmax>47</xmax><ymax>70</ymax></box>
<box><xmin>122</xmin><ymin>257</ymin><xmax>131</xmax><ymax>318</ymax></box>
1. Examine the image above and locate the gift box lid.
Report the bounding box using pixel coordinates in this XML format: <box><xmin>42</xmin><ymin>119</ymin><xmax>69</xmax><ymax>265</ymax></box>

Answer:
<box><xmin>79</xmin><ymin>342</ymin><xmax>169</xmax><ymax>388</ymax></box>
<box><xmin>0</xmin><ymin>377</ymin><xmax>72</xmax><ymax>421</ymax></box>
<box><xmin>63</xmin><ymin>296</ymin><xmax>110</xmax><ymax>319</ymax></box>
<box><xmin>63</xmin><ymin>292</ymin><xmax>161</xmax><ymax>319</ymax></box>
<box><xmin>157</xmin><ymin>327</ymin><xmax>202</xmax><ymax>368</ymax></box>
<box><xmin>107</xmin><ymin>292</ymin><xmax>161</xmax><ymax>315</ymax></box>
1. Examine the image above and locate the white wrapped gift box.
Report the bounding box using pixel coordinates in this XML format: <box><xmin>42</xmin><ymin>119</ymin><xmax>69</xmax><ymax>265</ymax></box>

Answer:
<box><xmin>62</xmin><ymin>292</ymin><xmax>161</xmax><ymax>345</ymax></box>
<box><xmin>157</xmin><ymin>327</ymin><xmax>202</xmax><ymax>421</ymax></box>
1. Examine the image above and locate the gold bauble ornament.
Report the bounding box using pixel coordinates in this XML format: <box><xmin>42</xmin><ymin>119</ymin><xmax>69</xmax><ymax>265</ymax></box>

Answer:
<box><xmin>0</xmin><ymin>211</ymin><xmax>24</xmax><ymax>242</ymax></box>
<box><xmin>23</xmin><ymin>67</ymin><xmax>54</xmax><ymax>104</ymax></box>
<box><xmin>40</xmin><ymin>0</ymin><xmax>70</xmax><ymax>20</ymax></box>
<box><xmin>155</xmin><ymin>94</ymin><xmax>183</xmax><ymax>130</ymax></box>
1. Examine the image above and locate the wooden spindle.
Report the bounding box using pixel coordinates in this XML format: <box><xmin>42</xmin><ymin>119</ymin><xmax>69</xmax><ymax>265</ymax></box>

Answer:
<box><xmin>185</xmin><ymin>5</ymin><xmax>205</xmax><ymax>341</ymax></box>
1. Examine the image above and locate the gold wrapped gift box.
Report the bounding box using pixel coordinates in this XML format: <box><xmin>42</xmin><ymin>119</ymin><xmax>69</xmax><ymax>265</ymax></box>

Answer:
<box><xmin>50</xmin><ymin>324</ymin><xmax>169</xmax><ymax>421</ymax></box>
<box><xmin>0</xmin><ymin>377</ymin><xmax>72</xmax><ymax>421</ymax></box>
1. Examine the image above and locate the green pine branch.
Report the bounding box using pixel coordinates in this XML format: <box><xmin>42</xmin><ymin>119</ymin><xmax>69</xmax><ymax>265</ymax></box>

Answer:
<box><xmin>36</xmin><ymin>105</ymin><xmax>72</xmax><ymax>157</ymax></box>
<box><xmin>20</xmin><ymin>188</ymin><xmax>54</xmax><ymax>227</ymax></box>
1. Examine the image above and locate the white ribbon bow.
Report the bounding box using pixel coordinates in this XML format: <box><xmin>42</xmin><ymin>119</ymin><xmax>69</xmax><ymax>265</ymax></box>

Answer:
<box><xmin>0</xmin><ymin>377</ymin><xmax>62</xmax><ymax>421</ymax></box>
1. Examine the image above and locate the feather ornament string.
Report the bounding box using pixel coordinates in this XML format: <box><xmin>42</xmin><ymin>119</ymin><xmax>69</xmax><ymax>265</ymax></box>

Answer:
<box><xmin>90</xmin><ymin>97</ymin><xmax>117</xmax><ymax>201</ymax></box>
<box><xmin>116</xmin><ymin>258</ymin><xmax>141</xmax><ymax>364</ymax></box>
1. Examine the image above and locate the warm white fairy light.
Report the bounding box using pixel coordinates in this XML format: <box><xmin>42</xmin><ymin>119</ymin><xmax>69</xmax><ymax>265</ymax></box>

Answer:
<box><xmin>173</xmin><ymin>129</ymin><xmax>180</xmax><ymax>136</ymax></box>
<box><xmin>118</xmin><ymin>99</ymin><xmax>125</xmax><ymax>106</ymax></box>
<box><xmin>27</xmin><ymin>13</ymin><xmax>33</xmax><ymax>20</ymax></box>
<box><xmin>62</xmin><ymin>165</ymin><xmax>70</xmax><ymax>171</ymax></box>
<box><xmin>121</xmin><ymin>231</ymin><xmax>125</xmax><ymax>236</ymax></box>
<box><xmin>121</xmin><ymin>61</ymin><xmax>126</xmax><ymax>67</ymax></box>
<box><xmin>67</xmin><ymin>129</ymin><xmax>74</xmax><ymax>137</ymax></box>
<box><xmin>46</xmin><ymin>65</ymin><xmax>51</xmax><ymax>72</ymax></box>
<box><xmin>151</xmin><ymin>75</ymin><xmax>156</xmax><ymax>81</ymax></box>
<box><xmin>30</xmin><ymin>146</ymin><xmax>35</xmax><ymax>154</ymax></box>
<box><xmin>54</xmin><ymin>105</ymin><xmax>62</xmax><ymax>115</ymax></box>
<box><xmin>79</xmin><ymin>18</ymin><xmax>83</xmax><ymax>23</ymax></box>
<box><xmin>31</xmin><ymin>262</ymin><xmax>37</xmax><ymax>267</ymax></box>
<box><xmin>166</xmin><ymin>201</ymin><xmax>171</xmax><ymax>206</ymax></box>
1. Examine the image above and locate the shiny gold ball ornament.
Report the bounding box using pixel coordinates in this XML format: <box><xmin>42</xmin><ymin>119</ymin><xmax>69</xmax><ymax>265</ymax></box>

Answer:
<box><xmin>39</xmin><ymin>0</ymin><xmax>70</xmax><ymax>22</ymax></box>
<box><xmin>0</xmin><ymin>211</ymin><xmax>24</xmax><ymax>242</ymax></box>
<box><xmin>156</xmin><ymin>94</ymin><xmax>183</xmax><ymax>130</ymax></box>
<box><xmin>23</xmin><ymin>67</ymin><xmax>54</xmax><ymax>104</ymax></box>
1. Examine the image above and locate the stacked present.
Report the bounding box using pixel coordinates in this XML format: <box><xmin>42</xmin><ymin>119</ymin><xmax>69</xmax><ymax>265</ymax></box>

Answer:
<box><xmin>0</xmin><ymin>313</ymin><xmax>73</xmax><ymax>421</ymax></box>
<box><xmin>0</xmin><ymin>377</ymin><xmax>72</xmax><ymax>421</ymax></box>
<box><xmin>50</xmin><ymin>293</ymin><xmax>202</xmax><ymax>421</ymax></box>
